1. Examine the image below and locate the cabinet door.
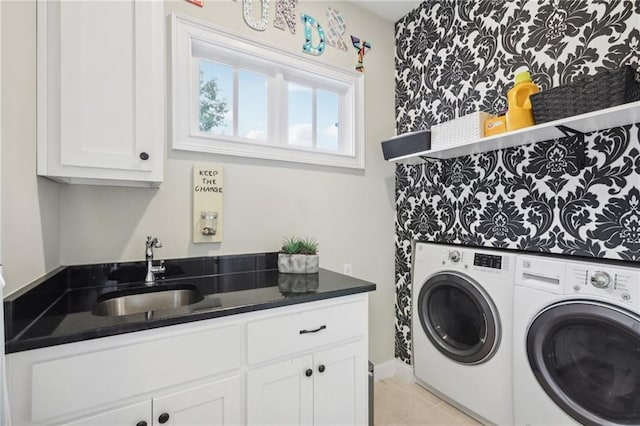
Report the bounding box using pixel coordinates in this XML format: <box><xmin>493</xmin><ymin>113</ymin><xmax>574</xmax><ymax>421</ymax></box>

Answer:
<box><xmin>247</xmin><ymin>355</ymin><xmax>314</xmax><ymax>425</ymax></box>
<box><xmin>37</xmin><ymin>0</ymin><xmax>163</xmax><ymax>185</ymax></box>
<box><xmin>313</xmin><ymin>340</ymin><xmax>368</xmax><ymax>426</ymax></box>
<box><xmin>59</xmin><ymin>400</ymin><xmax>151</xmax><ymax>426</ymax></box>
<box><xmin>152</xmin><ymin>376</ymin><xmax>242</xmax><ymax>426</ymax></box>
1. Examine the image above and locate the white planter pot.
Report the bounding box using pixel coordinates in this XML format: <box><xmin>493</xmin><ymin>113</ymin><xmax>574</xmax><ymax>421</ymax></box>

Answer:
<box><xmin>278</xmin><ymin>253</ymin><xmax>319</xmax><ymax>274</ymax></box>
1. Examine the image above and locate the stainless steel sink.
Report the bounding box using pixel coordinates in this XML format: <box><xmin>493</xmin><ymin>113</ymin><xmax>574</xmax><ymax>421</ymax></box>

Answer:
<box><xmin>93</xmin><ymin>286</ymin><xmax>204</xmax><ymax>317</ymax></box>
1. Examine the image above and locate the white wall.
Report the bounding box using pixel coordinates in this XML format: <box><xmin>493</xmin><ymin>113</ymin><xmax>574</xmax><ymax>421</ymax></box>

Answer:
<box><xmin>2</xmin><ymin>0</ymin><xmax>396</xmax><ymax>364</ymax></box>
<box><xmin>1</xmin><ymin>0</ymin><xmax>61</xmax><ymax>296</ymax></box>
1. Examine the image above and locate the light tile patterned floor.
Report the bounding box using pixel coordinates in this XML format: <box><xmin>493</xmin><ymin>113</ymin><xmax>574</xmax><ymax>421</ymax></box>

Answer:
<box><xmin>374</xmin><ymin>376</ymin><xmax>483</xmax><ymax>426</ymax></box>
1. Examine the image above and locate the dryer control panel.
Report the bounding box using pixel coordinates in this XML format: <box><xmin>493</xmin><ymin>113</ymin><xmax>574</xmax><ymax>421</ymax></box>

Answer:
<box><xmin>566</xmin><ymin>264</ymin><xmax>640</xmax><ymax>308</ymax></box>
<box><xmin>517</xmin><ymin>255</ymin><xmax>640</xmax><ymax>310</ymax></box>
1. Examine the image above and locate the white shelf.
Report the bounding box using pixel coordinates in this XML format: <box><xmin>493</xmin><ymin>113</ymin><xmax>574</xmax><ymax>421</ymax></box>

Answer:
<box><xmin>390</xmin><ymin>101</ymin><xmax>640</xmax><ymax>163</ymax></box>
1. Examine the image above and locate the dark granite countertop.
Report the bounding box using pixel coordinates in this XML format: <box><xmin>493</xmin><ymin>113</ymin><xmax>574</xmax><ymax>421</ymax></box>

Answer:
<box><xmin>4</xmin><ymin>252</ymin><xmax>376</xmax><ymax>354</ymax></box>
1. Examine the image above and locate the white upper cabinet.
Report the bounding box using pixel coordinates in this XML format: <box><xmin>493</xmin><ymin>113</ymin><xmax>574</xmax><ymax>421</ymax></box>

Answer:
<box><xmin>37</xmin><ymin>0</ymin><xmax>164</xmax><ymax>187</ymax></box>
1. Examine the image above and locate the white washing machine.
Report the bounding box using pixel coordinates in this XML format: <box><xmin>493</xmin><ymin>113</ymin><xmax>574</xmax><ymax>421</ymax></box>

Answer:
<box><xmin>412</xmin><ymin>242</ymin><xmax>516</xmax><ymax>425</ymax></box>
<box><xmin>514</xmin><ymin>254</ymin><xmax>640</xmax><ymax>425</ymax></box>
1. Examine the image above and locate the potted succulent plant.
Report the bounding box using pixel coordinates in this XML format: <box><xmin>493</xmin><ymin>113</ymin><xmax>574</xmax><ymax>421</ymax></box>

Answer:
<box><xmin>277</xmin><ymin>236</ymin><xmax>319</xmax><ymax>274</ymax></box>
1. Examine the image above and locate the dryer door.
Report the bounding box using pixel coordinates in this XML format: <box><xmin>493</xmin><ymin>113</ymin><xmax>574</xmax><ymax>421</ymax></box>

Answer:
<box><xmin>527</xmin><ymin>301</ymin><xmax>640</xmax><ymax>426</ymax></box>
<box><xmin>416</xmin><ymin>272</ymin><xmax>500</xmax><ymax>364</ymax></box>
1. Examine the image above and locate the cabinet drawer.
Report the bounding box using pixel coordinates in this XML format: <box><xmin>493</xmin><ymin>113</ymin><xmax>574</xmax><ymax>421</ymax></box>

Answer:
<box><xmin>247</xmin><ymin>299</ymin><xmax>367</xmax><ymax>365</ymax></box>
<box><xmin>31</xmin><ymin>323</ymin><xmax>241</xmax><ymax>422</ymax></box>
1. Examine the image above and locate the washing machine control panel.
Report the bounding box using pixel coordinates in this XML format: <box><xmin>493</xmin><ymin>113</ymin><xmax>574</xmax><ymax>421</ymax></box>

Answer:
<box><xmin>473</xmin><ymin>253</ymin><xmax>502</xmax><ymax>269</ymax></box>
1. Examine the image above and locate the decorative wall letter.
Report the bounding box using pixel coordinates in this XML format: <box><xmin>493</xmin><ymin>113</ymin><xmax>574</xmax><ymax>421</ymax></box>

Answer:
<box><xmin>301</xmin><ymin>14</ymin><xmax>326</xmax><ymax>56</ymax></box>
<box><xmin>186</xmin><ymin>0</ymin><xmax>204</xmax><ymax>7</ymax></box>
<box><xmin>325</xmin><ymin>8</ymin><xmax>348</xmax><ymax>51</ymax></box>
<box><xmin>274</xmin><ymin>0</ymin><xmax>298</xmax><ymax>34</ymax></box>
<box><xmin>350</xmin><ymin>35</ymin><xmax>371</xmax><ymax>73</ymax></box>
<box><xmin>243</xmin><ymin>0</ymin><xmax>270</xmax><ymax>32</ymax></box>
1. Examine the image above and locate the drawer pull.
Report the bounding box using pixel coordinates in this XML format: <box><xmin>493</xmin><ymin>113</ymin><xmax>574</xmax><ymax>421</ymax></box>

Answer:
<box><xmin>136</xmin><ymin>422</ymin><xmax>147</xmax><ymax>426</ymax></box>
<box><xmin>305</xmin><ymin>368</ymin><xmax>313</xmax><ymax>377</ymax></box>
<box><xmin>299</xmin><ymin>325</ymin><xmax>326</xmax><ymax>335</ymax></box>
<box><xmin>158</xmin><ymin>413</ymin><xmax>170</xmax><ymax>424</ymax></box>
<box><xmin>318</xmin><ymin>364</ymin><xmax>326</xmax><ymax>373</ymax></box>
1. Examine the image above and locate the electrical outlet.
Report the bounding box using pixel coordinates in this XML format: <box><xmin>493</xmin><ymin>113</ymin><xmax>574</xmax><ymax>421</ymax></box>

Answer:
<box><xmin>343</xmin><ymin>263</ymin><xmax>353</xmax><ymax>276</ymax></box>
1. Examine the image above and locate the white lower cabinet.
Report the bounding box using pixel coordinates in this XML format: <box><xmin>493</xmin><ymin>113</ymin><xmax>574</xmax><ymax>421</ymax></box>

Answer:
<box><xmin>7</xmin><ymin>294</ymin><xmax>369</xmax><ymax>426</ymax></box>
<box><xmin>247</xmin><ymin>356</ymin><xmax>314</xmax><ymax>425</ymax></box>
<box><xmin>313</xmin><ymin>341</ymin><xmax>367</xmax><ymax>426</ymax></box>
<box><xmin>247</xmin><ymin>341</ymin><xmax>367</xmax><ymax>426</ymax></box>
<box><xmin>246</xmin><ymin>296</ymin><xmax>369</xmax><ymax>425</ymax></box>
<box><xmin>152</xmin><ymin>376</ymin><xmax>242</xmax><ymax>426</ymax></box>
<box><xmin>60</xmin><ymin>401</ymin><xmax>151</xmax><ymax>426</ymax></box>
<box><xmin>60</xmin><ymin>376</ymin><xmax>241</xmax><ymax>426</ymax></box>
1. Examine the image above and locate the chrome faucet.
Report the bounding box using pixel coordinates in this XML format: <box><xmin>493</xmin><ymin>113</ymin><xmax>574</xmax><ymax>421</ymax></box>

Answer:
<box><xmin>144</xmin><ymin>236</ymin><xmax>165</xmax><ymax>284</ymax></box>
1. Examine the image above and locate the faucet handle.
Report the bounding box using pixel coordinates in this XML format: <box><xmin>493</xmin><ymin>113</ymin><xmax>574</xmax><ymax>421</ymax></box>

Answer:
<box><xmin>146</xmin><ymin>236</ymin><xmax>162</xmax><ymax>249</ymax></box>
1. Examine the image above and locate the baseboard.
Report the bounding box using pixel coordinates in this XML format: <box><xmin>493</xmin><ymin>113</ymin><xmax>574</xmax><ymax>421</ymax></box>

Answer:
<box><xmin>373</xmin><ymin>358</ymin><xmax>415</xmax><ymax>383</ymax></box>
<box><xmin>372</xmin><ymin>359</ymin><xmax>396</xmax><ymax>381</ymax></box>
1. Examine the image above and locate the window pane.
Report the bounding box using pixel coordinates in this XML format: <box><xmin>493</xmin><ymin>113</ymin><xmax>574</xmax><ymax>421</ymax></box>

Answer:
<box><xmin>238</xmin><ymin>70</ymin><xmax>268</xmax><ymax>141</ymax></box>
<box><xmin>317</xmin><ymin>90</ymin><xmax>339</xmax><ymax>151</ymax></box>
<box><xmin>288</xmin><ymin>83</ymin><xmax>312</xmax><ymax>147</ymax></box>
<box><xmin>200</xmin><ymin>59</ymin><xmax>233</xmax><ymax>135</ymax></box>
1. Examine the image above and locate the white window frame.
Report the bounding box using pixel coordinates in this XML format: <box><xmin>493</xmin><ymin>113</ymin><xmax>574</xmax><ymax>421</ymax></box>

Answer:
<box><xmin>171</xmin><ymin>13</ymin><xmax>365</xmax><ymax>169</ymax></box>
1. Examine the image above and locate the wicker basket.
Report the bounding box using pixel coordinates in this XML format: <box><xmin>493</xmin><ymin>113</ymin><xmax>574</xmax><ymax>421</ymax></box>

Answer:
<box><xmin>530</xmin><ymin>66</ymin><xmax>640</xmax><ymax>124</ymax></box>
<box><xmin>431</xmin><ymin>111</ymin><xmax>495</xmax><ymax>149</ymax></box>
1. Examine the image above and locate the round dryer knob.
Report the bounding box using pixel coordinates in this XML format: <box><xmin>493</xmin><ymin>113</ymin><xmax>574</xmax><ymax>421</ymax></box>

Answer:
<box><xmin>449</xmin><ymin>250</ymin><xmax>461</xmax><ymax>263</ymax></box>
<box><xmin>590</xmin><ymin>271</ymin><xmax>612</xmax><ymax>289</ymax></box>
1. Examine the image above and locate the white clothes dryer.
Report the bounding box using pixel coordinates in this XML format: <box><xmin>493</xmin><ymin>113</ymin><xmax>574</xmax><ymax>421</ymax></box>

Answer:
<box><xmin>412</xmin><ymin>242</ymin><xmax>516</xmax><ymax>425</ymax></box>
<box><xmin>514</xmin><ymin>254</ymin><xmax>640</xmax><ymax>426</ymax></box>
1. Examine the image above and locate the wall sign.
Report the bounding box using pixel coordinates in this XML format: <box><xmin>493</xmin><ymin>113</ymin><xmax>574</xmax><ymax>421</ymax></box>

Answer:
<box><xmin>274</xmin><ymin>0</ymin><xmax>298</xmax><ymax>34</ymax></box>
<box><xmin>243</xmin><ymin>0</ymin><xmax>270</xmax><ymax>31</ymax></box>
<box><xmin>326</xmin><ymin>8</ymin><xmax>348</xmax><ymax>51</ymax></box>
<box><xmin>193</xmin><ymin>164</ymin><xmax>224</xmax><ymax>243</ymax></box>
<box><xmin>238</xmin><ymin>1</ymin><xmax>373</xmax><ymax>64</ymax></box>
<box><xmin>301</xmin><ymin>13</ymin><xmax>326</xmax><ymax>56</ymax></box>
<box><xmin>350</xmin><ymin>35</ymin><xmax>371</xmax><ymax>72</ymax></box>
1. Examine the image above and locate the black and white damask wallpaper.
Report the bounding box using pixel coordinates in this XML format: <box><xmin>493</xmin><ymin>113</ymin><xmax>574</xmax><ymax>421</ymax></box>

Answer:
<box><xmin>394</xmin><ymin>0</ymin><xmax>640</xmax><ymax>363</ymax></box>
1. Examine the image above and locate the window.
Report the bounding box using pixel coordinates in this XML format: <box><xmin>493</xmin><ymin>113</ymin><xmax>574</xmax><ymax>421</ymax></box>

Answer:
<box><xmin>172</xmin><ymin>13</ymin><xmax>365</xmax><ymax>169</ymax></box>
<box><xmin>198</xmin><ymin>60</ymin><xmax>268</xmax><ymax>140</ymax></box>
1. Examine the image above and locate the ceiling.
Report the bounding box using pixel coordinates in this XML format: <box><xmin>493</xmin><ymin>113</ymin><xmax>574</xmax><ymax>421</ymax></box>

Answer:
<box><xmin>351</xmin><ymin>1</ymin><xmax>422</xmax><ymax>23</ymax></box>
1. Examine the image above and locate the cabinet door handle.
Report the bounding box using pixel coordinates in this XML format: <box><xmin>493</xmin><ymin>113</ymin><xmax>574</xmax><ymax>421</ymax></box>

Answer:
<box><xmin>299</xmin><ymin>325</ymin><xmax>326</xmax><ymax>334</ymax></box>
<box><xmin>139</xmin><ymin>152</ymin><xmax>150</xmax><ymax>160</ymax></box>
<box><xmin>305</xmin><ymin>368</ymin><xmax>313</xmax><ymax>377</ymax></box>
<box><xmin>318</xmin><ymin>364</ymin><xmax>326</xmax><ymax>373</ymax></box>
<box><xmin>136</xmin><ymin>422</ymin><xmax>147</xmax><ymax>426</ymax></box>
<box><xmin>158</xmin><ymin>413</ymin><xmax>170</xmax><ymax>424</ymax></box>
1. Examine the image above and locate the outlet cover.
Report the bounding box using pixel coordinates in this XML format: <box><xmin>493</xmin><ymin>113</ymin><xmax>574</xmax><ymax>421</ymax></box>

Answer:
<box><xmin>343</xmin><ymin>264</ymin><xmax>353</xmax><ymax>276</ymax></box>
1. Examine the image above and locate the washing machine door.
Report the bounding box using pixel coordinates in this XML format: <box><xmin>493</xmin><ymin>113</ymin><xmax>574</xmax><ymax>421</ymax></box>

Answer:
<box><xmin>527</xmin><ymin>301</ymin><xmax>640</xmax><ymax>426</ymax></box>
<box><xmin>416</xmin><ymin>272</ymin><xmax>500</xmax><ymax>364</ymax></box>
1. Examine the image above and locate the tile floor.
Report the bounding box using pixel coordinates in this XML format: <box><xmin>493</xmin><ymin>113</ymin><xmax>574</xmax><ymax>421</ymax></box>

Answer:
<box><xmin>374</xmin><ymin>376</ymin><xmax>483</xmax><ymax>426</ymax></box>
